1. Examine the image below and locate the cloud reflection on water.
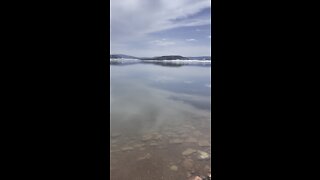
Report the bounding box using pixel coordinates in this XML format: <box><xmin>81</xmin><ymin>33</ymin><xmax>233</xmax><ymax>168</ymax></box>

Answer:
<box><xmin>110</xmin><ymin>63</ymin><xmax>211</xmax><ymax>134</ymax></box>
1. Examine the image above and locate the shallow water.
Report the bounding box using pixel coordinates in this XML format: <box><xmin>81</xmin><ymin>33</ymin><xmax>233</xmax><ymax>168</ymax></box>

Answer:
<box><xmin>110</xmin><ymin>62</ymin><xmax>211</xmax><ymax>180</ymax></box>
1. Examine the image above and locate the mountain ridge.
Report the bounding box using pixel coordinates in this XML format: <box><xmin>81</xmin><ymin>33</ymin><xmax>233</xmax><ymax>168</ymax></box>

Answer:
<box><xmin>110</xmin><ymin>54</ymin><xmax>211</xmax><ymax>60</ymax></box>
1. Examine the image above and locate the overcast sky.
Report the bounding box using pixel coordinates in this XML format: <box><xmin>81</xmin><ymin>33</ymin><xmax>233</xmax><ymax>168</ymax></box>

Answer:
<box><xmin>111</xmin><ymin>0</ymin><xmax>211</xmax><ymax>57</ymax></box>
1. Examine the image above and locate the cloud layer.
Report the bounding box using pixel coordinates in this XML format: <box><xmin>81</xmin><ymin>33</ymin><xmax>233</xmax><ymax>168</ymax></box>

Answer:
<box><xmin>111</xmin><ymin>0</ymin><xmax>211</xmax><ymax>57</ymax></box>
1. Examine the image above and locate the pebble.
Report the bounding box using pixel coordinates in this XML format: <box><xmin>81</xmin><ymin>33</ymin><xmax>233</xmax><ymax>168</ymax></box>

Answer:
<box><xmin>185</xmin><ymin>137</ymin><xmax>197</xmax><ymax>143</ymax></box>
<box><xmin>133</xmin><ymin>143</ymin><xmax>144</xmax><ymax>148</ymax></box>
<box><xmin>197</xmin><ymin>150</ymin><xmax>210</xmax><ymax>160</ymax></box>
<box><xmin>111</xmin><ymin>144</ymin><xmax>117</xmax><ymax>147</ymax></box>
<box><xmin>180</xmin><ymin>134</ymin><xmax>188</xmax><ymax>138</ymax></box>
<box><xmin>142</xmin><ymin>133</ymin><xmax>162</xmax><ymax>141</ymax></box>
<box><xmin>204</xmin><ymin>165</ymin><xmax>211</xmax><ymax>173</ymax></box>
<box><xmin>157</xmin><ymin>145</ymin><xmax>166</xmax><ymax>149</ymax></box>
<box><xmin>137</xmin><ymin>153</ymin><xmax>151</xmax><ymax>160</ymax></box>
<box><xmin>142</xmin><ymin>134</ymin><xmax>153</xmax><ymax>141</ymax></box>
<box><xmin>190</xmin><ymin>176</ymin><xmax>202</xmax><ymax>180</ymax></box>
<box><xmin>121</xmin><ymin>146</ymin><xmax>134</xmax><ymax>151</ymax></box>
<box><xmin>153</xmin><ymin>133</ymin><xmax>162</xmax><ymax>140</ymax></box>
<box><xmin>150</xmin><ymin>142</ymin><xmax>158</xmax><ymax>146</ymax></box>
<box><xmin>177</xmin><ymin>129</ymin><xmax>187</xmax><ymax>134</ymax></box>
<box><xmin>111</xmin><ymin>133</ymin><xmax>121</xmax><ymax>138</ymax></box>
<box><xmin>182</xmin><ymin>148</ymin><xmax>197</xmax><ymax>156</ymax></box>
<box><xmin>198</xmin><ymin>140</ymin><xmax>210</xmax><ymax>147</ymax></box>
<box><xmin>169</xmin><ymin>139</ymin><xmax>184</xmax><ymax>144</ymax></box>
<box><xmin>182</xmin><ymin>158</ymin><xmax>194</xmax><ymax>170</ymax></box>
<box><xmin>193</xmin><ymin>131</ymin><xmax>203</xmax><ymax>137</ymax></box>
<box><xmin>170</xmin><ymin>165</ymin><xmax>178</xmax><ymax>171</ymax></box>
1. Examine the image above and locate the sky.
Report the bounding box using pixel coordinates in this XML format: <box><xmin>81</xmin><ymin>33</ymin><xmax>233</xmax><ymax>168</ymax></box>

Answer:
<box><xmin>111</xmin><ymin>0</ymin><xmax>211</xmax><ymax>57</ymax></box>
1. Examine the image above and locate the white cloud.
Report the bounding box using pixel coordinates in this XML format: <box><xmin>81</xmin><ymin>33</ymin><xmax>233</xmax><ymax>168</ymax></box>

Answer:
<box><xmin>111</xmin><ymin>0</ymin><xmax>211</xmax><ymax>41</ymax></box>
<box><xmin>150</xmin><ymin>39</ymin><xmax>176</xmax><ymax>46</ymax></box>
<box><xmin>186</xmin><ymin>38</ymin><xmax>197</xmax><ymax>42</ymax></box>
<box><xmin>110</xmin><ymin>0</ymin><xmax>211</xmax><ymax>56</ymax></box>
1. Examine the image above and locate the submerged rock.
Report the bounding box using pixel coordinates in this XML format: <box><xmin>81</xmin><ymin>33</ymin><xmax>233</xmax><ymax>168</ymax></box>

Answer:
<box><xmin>142</xmin><ymin>134</ymin><xmax>153</xmax><ymax>141</ymax></box>
<box><xmin>137</xmin><ymin>153</ymin><xmax>151</xmax><ymax>161</ymax></box>
<box><xmin>152</xmin><ymin>133</ymin><xmax>162</xmax><ymax>140</ymax></box>
<box><xmin>190</xmin><ymin>176</ymin><xmax>203</xmax><ymax>180</ymax></box>
<box><xmin>111</xmin><ymin>139</ymin><xmax>118</xmax><ymax>144</ymax></box>
<box><xmin>133</xmin><ymin>143</ymin><xmax>144</xmax><ymax>148</ymax></box>
<box><xmin>185</xmin><ymin>137</ymin><xmax>197</xmax><ymax>143</ymax></box>
<box><xmin>193</xmin><ymin>131</ymin><xmax>203</xmax><ymax>137</ymax></box>
<box><xmin>111</xmin><ymin>133</ymin><xmax>121</xmax><ymax>138</ymax></box>
<box><xmin>182</xmin><ymin>158</ymin><xmax>194</xmax><ymax>170</ymax></box>
<box><xmin>198</xmin><ymin>140</ymin><xmax>210</xmax><ymax>147</ymax></box>
<box><xmin>157</xmin><ymin>145</ymin><xmax>167</xmax><ymax>149</ymax></box>
<box><xmin>197</xmin><ymin>150</ymin><xmax>210</xmax><ymax>160</ymax></box>
<box><xmin>170</xmin><ymin>165</ymin><xmax>178</xmax><ymax>171</ymax></box>
<box><xmin>182</xmin><ymin>148</ymin><xmax>197</xmax><ymax>156</ymax></box>
<box><xmin>177</xmin><ymin>129</ymin><xmax>187</xmax><ymax>135</ymax></box>
<box><xmin>180</xmin><ymin>134</ymin><xmax>189</xmax><ymax>138</ymax></box>
<box><xmin>169</xmin><ymin>139</ymin><xmax>184</xmax><ymax>144</ymax></box>
<box><xmin>198</xmin><ymin>174</ymin><xmax>211</xmax><ymax>180</ymax></box>
<box><xmin>149</xmin><ymin>142</ymin><xmax>158</xmax><ymax>146</ymax></box>
<box><xmin>204</xmin><ymin>165</ymin><xmax>211</xmax><ymax>173</ymax></box>
<box><xmin>121</xmin><ymin>146</ymin><xmax>134</xmax><ymax>151</ymax></box>
<box><xmin>142</xmin><ymin>133</ymin><xmax>162</xmax><ymax>141</ymax></box>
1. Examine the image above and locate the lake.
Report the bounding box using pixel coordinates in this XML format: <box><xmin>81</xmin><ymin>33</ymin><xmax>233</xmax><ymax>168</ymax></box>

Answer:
<box><xmin>110</xmin><ymin>61</ymin><xmax>211</xmax><ymax>180</ymax></box>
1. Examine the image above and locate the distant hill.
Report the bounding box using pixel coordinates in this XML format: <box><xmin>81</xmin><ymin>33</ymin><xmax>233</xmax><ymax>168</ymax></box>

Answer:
<box><xmin>110</xmin><ymin>54</ymin><xmax>139</xmax><ymax>59</ymax></box>
<box><xmin>110</xmin><ymin>54</ymin><xmax>211</xmax><ymax>61</ymax></box>
<box><xmin>141</xmin><ymin>55</ymin><xmax>189</xmax><ymax>60</ymax></box>
<box><xmin>187</xmin><ymin>56</ymin><xmax>211</xmax><ymax>60</ymax></box>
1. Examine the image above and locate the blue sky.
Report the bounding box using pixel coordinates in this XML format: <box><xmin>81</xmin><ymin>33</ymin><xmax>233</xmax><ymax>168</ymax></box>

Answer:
<box><xmin>111</xmin><ymin>0</ymin><xmax>211</xmax><ymax>57</ymax></box>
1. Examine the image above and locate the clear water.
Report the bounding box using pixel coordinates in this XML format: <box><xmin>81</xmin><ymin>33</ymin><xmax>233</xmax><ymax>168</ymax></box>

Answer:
<box><xmin>110</xmin><ymin>62</ymin><xmax>211</xmax><ymax>180</ymax></box>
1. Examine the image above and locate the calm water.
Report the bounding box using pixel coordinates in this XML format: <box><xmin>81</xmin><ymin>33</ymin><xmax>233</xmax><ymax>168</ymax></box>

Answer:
<box><xmin>110</xmin><ymin>62</ymin><xmax>211</xmax><ymax>180</ymax></box>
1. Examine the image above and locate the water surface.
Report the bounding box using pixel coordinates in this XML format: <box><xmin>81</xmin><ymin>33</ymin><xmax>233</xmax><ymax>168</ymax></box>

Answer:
<box><xmin>110</xmin><ymin>62</ymin><xmax>211</xmax><ymax>180</ymax></box>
